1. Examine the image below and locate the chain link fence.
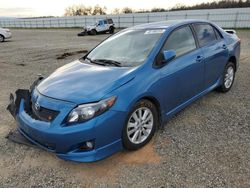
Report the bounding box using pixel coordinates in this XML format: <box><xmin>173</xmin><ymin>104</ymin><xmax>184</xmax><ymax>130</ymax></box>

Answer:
<box><xmin>0</xmin><ymin>7</ymin><xmax>250</xmax><ymax>28</ymax></box>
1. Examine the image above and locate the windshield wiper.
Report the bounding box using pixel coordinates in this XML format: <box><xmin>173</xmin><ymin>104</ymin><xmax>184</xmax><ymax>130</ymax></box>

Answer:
<box><xmin>93</xmin><ymin>59</ymin><xmax>122</xmax><ymax>67</ymax></box>
<box><xmin>85</xmin><ymin>57</ymin><xmax>106</xmax><ymax>66</ymax></box>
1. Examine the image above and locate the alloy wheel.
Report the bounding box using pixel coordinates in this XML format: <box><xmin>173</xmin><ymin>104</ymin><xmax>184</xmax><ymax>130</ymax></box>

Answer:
<box><xmin>127</xmin><ymin>107</ymin><xmax>154</xmax><ymax>144</ymax></box>
<box><xmin>224</xmin><ymin>66</ymin><xmax>234</xmax><ymax>89</ymax></box>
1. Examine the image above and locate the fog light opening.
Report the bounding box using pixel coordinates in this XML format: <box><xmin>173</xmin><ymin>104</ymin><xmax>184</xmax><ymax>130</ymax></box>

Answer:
<box><xmin>78</xmin><ymin>140</ymin><xmax>95</xmax><ymax>151</ymax></box>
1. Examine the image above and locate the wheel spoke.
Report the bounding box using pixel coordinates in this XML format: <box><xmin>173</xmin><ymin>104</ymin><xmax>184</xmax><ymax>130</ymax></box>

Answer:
<box><xmin>132</xmin><ymin>130</ymin><xmax>140</xmax><ymax>142</ymax></box>
<box><xmin>132</xmin><ymin>112</ymin><xmax>140</xmax><ymax>122</ymax></box>
<box><xmin>144</xmin><ymin>114</ymin><xmax>152</xmax><ymax>123</ymax></box>
<box><xmin>142</xmin><ymin>109</ymin><xmax>149</xmax><ymax>121</ymax></box>
<box><xmin>229</xmin><ymin>68</ymin><xmax>233</xmax><ymax>75</ymax></box>
<box><xmin>138</xmin><ymin>109</ymin><xmax>142</xmax><ymax>119</ymax></box>
<box><xmin>138</xmin><ymin>130</ymin><xmax>142</xmax><ymax>142</ymax></box>
<box><xmin>128</xmin><ymin>128</ymin><xmax>137</xmax><ymax>136</ymax></box>
<box><xmin>128</xmin><ymin>122</ymin><xmax>136</xmax><ymax>128</ymax></box>
<box><xmin>143</xmin><ymin>123</ymin><xmax>153</xmax><ymax>129</ymax></box>
<box><xmin>229</xmin><ymin>75</ymin><xmax>234</xmax><ymax>81</ymax></box>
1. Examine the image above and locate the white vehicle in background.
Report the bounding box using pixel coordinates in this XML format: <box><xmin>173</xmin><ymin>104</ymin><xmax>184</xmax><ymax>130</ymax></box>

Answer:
<box><xmin>80</xmin><ymin>19</ymin><xmax>115</xmax><ymax>36</ymax></box>
<box><xmin>0</xmin><ymin>28</ymin><xmax>12</xmax><ymax>42</ymax></box>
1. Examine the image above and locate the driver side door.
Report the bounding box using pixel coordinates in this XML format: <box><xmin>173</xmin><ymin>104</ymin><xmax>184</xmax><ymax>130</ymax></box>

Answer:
<box><xmin>157</xmin><ymin>25</ymin><xmax>205</xmax><ymax>117</ymax></box>
<box><xmin>96</xmin><ymin>20</ymin><xmax>105</xmax><ymax>32</ymax></box>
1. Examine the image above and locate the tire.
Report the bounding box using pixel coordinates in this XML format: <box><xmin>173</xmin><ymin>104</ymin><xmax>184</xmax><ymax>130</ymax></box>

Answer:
<box><xmin>77</xmin><ymin>31</ymin><xmax>86</xmax><ymax>36</ymax></box>
<box><xmin>122</xmin><ymin>99</ymin><xmax>158</xmax><ymax>150</ymax></box>
<box><xmin>217</xmin><ymin>62</ymin><xmax>236</xmax><ymax>93</ymax></box>
<box><xmin>0</xmin><ymin>35</ymin><xmax>4</xmax><ymax>42</ymax></box>
<box><xmin>109</xmin><ymin>27</ymin><xmax>114</xmax><ymax>34</ymax></box>
<box><xmin>91</xmin><ymin>29</ymin><xmax>97</xmax><ymax>35</ymax></box>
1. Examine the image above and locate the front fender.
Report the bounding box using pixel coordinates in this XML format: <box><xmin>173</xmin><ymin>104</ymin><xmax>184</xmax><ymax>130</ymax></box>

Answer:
<box><xmin>103</xmin><ymin>67</ymin><xmax>163</xmax><ymax>117</ymax></box>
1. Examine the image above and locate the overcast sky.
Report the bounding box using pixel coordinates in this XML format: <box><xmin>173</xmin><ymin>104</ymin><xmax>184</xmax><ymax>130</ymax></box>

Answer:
<box><xmin>0</xmin><ymin>0</ymin><xmax>215</xmax><ymax>17</ymax></box>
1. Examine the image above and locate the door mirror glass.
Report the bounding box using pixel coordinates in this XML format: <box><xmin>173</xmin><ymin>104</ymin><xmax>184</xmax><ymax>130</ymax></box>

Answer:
<box><xmin>163</xmin><ymin>50</ymin><xmax>176</xmax><ymax>63</ymax></box>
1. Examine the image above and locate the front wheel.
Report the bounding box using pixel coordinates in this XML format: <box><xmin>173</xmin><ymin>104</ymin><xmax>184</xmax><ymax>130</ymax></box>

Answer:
<box><xmin>217</xmin><ymin>62</ymin><xmax>236</xmax><ymax>92</ymax></box>
<box><xmin>122</xmin><ymin>99</ymin><xmax>158</xmax><ymax>150</ymax></box>
<box><xmin>0</xmin><ymin>35</ymin><xmax>4</xmax><ymax>42</ymax></box>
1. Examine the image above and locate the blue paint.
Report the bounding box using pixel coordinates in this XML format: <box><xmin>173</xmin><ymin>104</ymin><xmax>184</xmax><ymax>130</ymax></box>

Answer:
<box><xmin>14</xmin><ymin>20</ymin><xmax>240</xmax><ymax>162</ymax></box>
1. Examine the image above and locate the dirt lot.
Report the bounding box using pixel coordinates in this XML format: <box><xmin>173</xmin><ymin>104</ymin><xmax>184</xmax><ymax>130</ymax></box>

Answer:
<box><xmin>0</xmin><ymin>29</ymin><xmax>249</xmax><ymax>187</ymax></box>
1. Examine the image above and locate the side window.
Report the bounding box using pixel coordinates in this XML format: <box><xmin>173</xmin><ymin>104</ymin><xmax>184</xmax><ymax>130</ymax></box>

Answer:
<box><xmin>98</xmin><ymin>21</ymin><xmax>103</xmax><ymax>25</ymax></box>
<box><xmin>107</xmin><ymin>19</ymin><xmax>113</xmax><ymax>24</ymax></box>
<box><xmin>163</xmin><ymin>26</ymin><xmax>197</xmax><ymax>57</ymax></box>
<box><xmin>193</xmin><ymin>24</ymin><xmax>217</xmax><ymax>47</ymax></box>
<box><xmin>104</xmin><ymin>20</ymin><xmax>107</xmax><ymax>24</ymax></box>
<box><xmin>214</xmin><ymin>27</ymin><xmax>223</xmax><ymax>40</ymax></box>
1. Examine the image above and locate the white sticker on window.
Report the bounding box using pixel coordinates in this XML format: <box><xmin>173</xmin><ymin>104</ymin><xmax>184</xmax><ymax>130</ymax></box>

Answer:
<box><xmin>144</xmin><ymin>29</ymin><xmax>165</xmax><ymax>34</ymax></box>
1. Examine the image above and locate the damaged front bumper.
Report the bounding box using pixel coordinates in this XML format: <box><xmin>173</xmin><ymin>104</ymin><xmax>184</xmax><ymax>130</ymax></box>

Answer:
<box><xmin>7</xmin><ymin>76</ymin><xmax>43</xmax><ymax>118</ymax></box>
<box><xmin>6</xmin><ymin>78</ymin><xmax>124</xmax><ymax>162</ymax></box>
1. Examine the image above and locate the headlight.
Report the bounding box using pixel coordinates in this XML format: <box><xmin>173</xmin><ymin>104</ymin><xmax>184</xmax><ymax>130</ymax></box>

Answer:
<box><xmin>67</xmin><ymin>96</ymin><xmax>116</xmax><ymax>124</ymax></box>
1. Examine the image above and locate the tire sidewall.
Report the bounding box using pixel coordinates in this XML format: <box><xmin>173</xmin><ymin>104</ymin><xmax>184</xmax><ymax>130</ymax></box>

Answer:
<box><xmin>91</xmin><ymin>29</ymin><xmax>97</xmax><ymax>35</ymax></box>
<box><xmin>0</xmin><ymin>35</ymin><xmax>4</xmax><ymax>42</ymax></box>
<box><xmin>109</xmin><ymin>27</ymin><xmax>114</xmax><ymax>34</ymax></box>
<box><xmin>122</xmin><ymin>99</ymin><xmax>158</xmax><ymax>150</ymax></box>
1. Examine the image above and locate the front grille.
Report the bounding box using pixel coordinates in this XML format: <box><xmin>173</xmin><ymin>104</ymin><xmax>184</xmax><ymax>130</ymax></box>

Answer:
<box><xmin>29</xmin><ymin>102</ymin><xmax>59</xmax><ymax>122</ymax></box>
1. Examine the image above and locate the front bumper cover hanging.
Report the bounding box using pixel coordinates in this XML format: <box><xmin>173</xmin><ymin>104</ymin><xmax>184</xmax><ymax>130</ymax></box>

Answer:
<box><xmin>7</xmin><ymin>75</ymin><xmax>43</xmax><ymax>118</ymax></box>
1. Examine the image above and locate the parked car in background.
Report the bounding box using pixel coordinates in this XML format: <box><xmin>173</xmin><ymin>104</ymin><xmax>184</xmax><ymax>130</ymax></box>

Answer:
<box><xmin>0</xmin><ymin>27</ymin><xmax>12</xmax><ymax>42</ymax></box>
<box><xmin>8</xmin><ymin>20</ymin><xmax>240</xmax><ymax>162</ymax></box>
<box><xmin>80</xmin><ymin>18</ymin><xmax>115</xmax><ymax>35</ymax></box>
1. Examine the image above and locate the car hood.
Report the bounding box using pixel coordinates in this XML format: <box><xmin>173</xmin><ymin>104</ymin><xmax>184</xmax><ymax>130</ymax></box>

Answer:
<box><xmin>37</xmin><ymin>60</ymin><xmax>136</xmax><ymax>104</ymax></box>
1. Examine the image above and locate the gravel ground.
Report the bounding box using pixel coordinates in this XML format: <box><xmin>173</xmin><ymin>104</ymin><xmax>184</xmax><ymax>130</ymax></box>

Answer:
<box><xmin>0</xmin><ymin>29</ymin><xmax>249</xmax><ymax>187</ymax></box>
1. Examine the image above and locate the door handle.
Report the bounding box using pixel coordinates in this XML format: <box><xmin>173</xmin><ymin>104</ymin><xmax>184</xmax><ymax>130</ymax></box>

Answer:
<box><xmin>196</xmin><ymin>55</ymin><xmax>204</xmax><ymax>62</ymax></box>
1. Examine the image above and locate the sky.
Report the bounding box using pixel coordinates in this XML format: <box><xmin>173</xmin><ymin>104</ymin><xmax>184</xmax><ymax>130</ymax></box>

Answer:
<box><xmin>0</xmin><ymin>0</ymin><xmax>215</xmax><ymax>17</ymax></box>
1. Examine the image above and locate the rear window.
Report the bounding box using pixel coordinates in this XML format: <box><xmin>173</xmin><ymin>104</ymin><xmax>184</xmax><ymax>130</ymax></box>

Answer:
<box><xmin>193</xmin><ymin>24</ymin><xmax>217</xmax><ymax>47</ymax></box>
<box><xmin>214</xmin><ymin>28</ymin><xmax>223</xmax><ymax>40</ymax></box>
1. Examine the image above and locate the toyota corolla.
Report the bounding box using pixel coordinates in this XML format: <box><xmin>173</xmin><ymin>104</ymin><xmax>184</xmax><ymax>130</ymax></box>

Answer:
<box><xmin>7</xmin><ymin>20</ymin><xmax>240</xmax><ymax>162</ymax></box>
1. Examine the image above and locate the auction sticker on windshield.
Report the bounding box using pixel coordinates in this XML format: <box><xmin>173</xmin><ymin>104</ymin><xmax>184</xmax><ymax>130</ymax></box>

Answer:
<box><xmin>144</xmin><ymin>29</ymin><xmax>165</xmax><ymax>34</ymax></box>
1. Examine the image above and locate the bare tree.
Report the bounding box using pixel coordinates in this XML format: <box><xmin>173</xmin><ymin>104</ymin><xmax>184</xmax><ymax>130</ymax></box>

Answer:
<box><xmin>64</xmin><ymin>5</ymin><xmax>92</xmax><ymax>16</ymax></box>
<box><xmin>151</xmin><ymin>8</ymin><xmax>167</xmax><ymax>12</ymax></box>
<box><xmin>112</xmin><ymin>8</ymin><xmax>120</xmax><ymax>14</ymax></box>
<box><xmin>92</xmin><ymin>4</ymin><xmax>107</xmax><ymax>15</ymax></box>
<box><xmin>122</xmin><ymin>7</ymin><xmax>133</xmax><ymax>14</ymax></box>
<box><xmin>64</xmin><ymin>4</ymin><xmax>106</xmax><ymax>16</ymax></box>
<box><xmin>170</xmin><ymin>0</ymin><xmax>250</xmax><ymax>11</ymax></box>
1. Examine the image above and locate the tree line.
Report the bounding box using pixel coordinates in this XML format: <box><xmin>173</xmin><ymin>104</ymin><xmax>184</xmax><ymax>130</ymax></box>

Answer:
<box><xmin>64</xmin><ymin>0</ymin><xmax>250</xmax><ymax>16</ymax></box>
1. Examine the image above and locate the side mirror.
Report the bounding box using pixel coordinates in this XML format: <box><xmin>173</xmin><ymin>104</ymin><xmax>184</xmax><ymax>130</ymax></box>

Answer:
<box><xmin>162</xmin><ymin>50</ymin><xmax>176</xmax><ymax>64</ymax></box>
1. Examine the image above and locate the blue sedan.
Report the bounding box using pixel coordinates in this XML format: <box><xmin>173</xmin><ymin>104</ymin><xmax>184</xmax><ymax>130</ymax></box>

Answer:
<box><xmin>8</xmin><ymin>20</ymin><xmax>241</xmax><ymax>162</ymax></box>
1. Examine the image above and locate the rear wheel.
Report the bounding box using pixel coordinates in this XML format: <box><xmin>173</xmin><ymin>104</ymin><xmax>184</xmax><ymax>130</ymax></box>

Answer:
<box><xmin>0</xmin><ymin>35</ymin><xmax>4</xmax><ymax>42</ymax></box>
<box><xmin>122</xmin><ymin>99</ymin><xmax>158</xmax><ymax>150</ymax></box>
<box><xmin>217</xmin><ymin>62</ymin><xmax>235</xmax><ymax>92</ymax></box>
<box><xmin>109</xmin><ymin>27</ymin><xmax>114</xmax><ymax>34</ymax></box>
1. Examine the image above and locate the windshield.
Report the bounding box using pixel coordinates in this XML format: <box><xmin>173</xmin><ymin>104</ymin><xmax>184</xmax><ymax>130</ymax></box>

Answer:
<box><xmin>86</xmin><ymin>29</ymin><xmax>165</xmax><ymax>67</ymax></box>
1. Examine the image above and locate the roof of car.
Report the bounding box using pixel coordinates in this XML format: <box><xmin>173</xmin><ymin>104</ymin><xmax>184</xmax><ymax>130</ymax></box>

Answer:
<box><xmin>131</xmin><ymin>19</ymin><xmax>211</xmax><ymax>29</ymax></box>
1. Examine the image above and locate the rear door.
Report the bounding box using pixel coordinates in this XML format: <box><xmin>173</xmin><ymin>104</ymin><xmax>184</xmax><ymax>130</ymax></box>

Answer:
<box><xmin>103</xmin><ymin>20</ymin><xmax>109</xmax><ymax>31</ymax></box>
<box><xmin>156</xmin><ymin>25</ymin><xmax>205</xmax><ymax>114</ymax></box>
<box><xmin>192</xmin><ymin>23</ymin><xmax>229</xmax><ymax>89</ymax></box>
